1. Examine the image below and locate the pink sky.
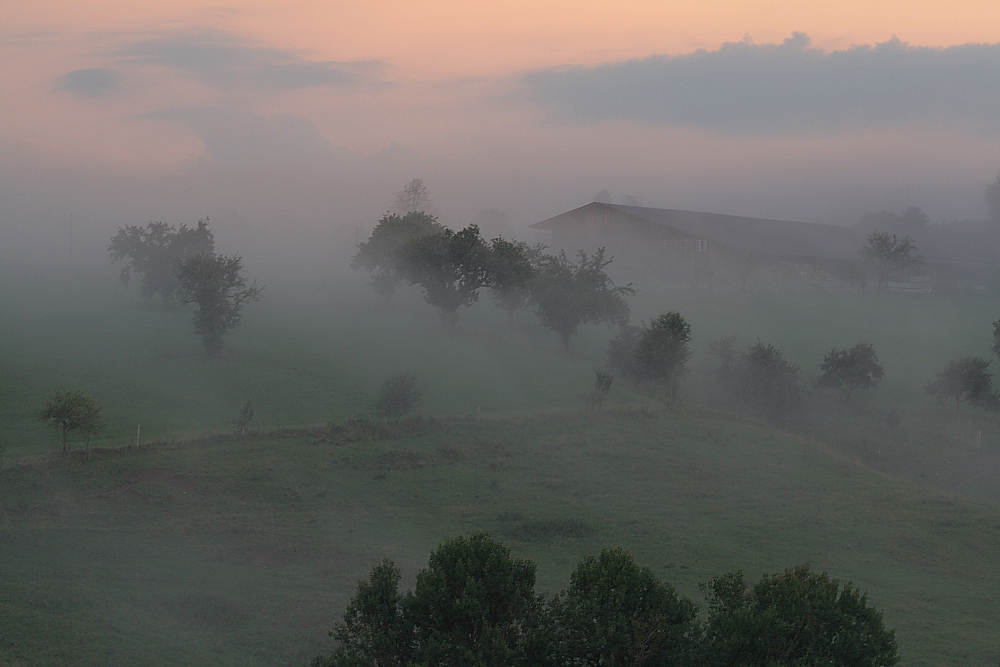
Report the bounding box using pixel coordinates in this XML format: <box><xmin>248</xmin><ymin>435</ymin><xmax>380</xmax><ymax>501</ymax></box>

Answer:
<box><xmin>3</xmin><ymin>0</ymin><xmax>1000</xmax><ymax>263</ymax></box>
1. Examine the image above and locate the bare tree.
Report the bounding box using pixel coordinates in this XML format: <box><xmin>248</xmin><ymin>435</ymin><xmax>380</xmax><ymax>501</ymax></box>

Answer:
<box><xmin>393</xmin><ymin>179</ymin><xmax>432</xmax><ymax>215</ymax></box>
<box><xmin>860</xmin><ymin>232</ymin><xmax>923</xmax><ymax>289</ymax></box>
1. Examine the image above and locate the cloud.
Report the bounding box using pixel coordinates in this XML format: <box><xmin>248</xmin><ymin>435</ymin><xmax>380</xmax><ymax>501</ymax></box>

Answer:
<box><xmin>117</xmin><ymin>30</ymin><xmax>387</xmax><ymax>91</ymax></box>
<box><xmin>58</xmin><ymin>68</ymin><xmax>120</xmax><ymax>98</ymax></box>
<box><xmin>522</xmin><ymin>34</ymin><xmax>1000</xmax><ymax>134</ymax></box>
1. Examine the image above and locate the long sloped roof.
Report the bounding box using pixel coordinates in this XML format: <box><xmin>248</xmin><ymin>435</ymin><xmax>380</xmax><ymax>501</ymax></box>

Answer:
<box><xmin>531</xmin><ymin>203</ymin><xmax>859</xmax><ymax>261</ymax></box>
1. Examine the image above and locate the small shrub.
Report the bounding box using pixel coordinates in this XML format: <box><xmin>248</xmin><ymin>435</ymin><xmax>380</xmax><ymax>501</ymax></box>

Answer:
<box><xmin>375</xmin><ymin>372</ymin><xmax>423</xmax><ymax>421</ymax></box>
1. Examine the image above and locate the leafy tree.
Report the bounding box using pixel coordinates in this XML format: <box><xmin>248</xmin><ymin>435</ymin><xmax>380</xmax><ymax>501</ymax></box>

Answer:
<box><xmin>396</xmin><ymin>225</ymin><xmax>494</xmax><ymax>328</ymax></box>
<box><xmin>634</xmin><ymin>312</ymin><xmax>692</xmax><ymax>408</ymax></box>
<box><xmin>531</xmin><ymin>249</ymin><xmax>635</xmax><ymax>349</ymax></box>
<box><xmin>488</xmin><ymin>238</ymin><xmax>539</xmax><ymax>321</ymax></box>
<box><xmin>177</xmin><ymin>253</ymin><xmax>262</xmax><ymax>355</ymax></box>
<box><xmin>374</xmin><ymin>372</ymin><xmax>422</xmax><ymax>421</ymax></box>
<box><xmin>607</xmin><ymin>324</ymin><xmax>644</xmax><ymax>382</ymax></box>
<box><xmin>37</xmin><ymin>389</ymin><xmax>102</xmax><ymax>454</ymax></box>
<box><xmin>403</xmin><ymin>532</ymin><xmax>537</xmax><ymax>667</ymax></box>
<box><xmin>581</xmin><ymin>370</ymin><xmax>614</xmax><ymax>411</ymax></box>
<box><xmin>352</xmin><ymin>212</ymin><xmax>445</xmax><ymax>302</ymax></box>
<box><xmin>547</xmin><ymin>547</ymin><xmax>699</xmax><ymax>667</ymax></box>
<box><xmin>701</xmin><ymin>565</ymin><xmax>898</xmax><ymax>667</ymax></box>
<box><xmin>925</xmin><ymin>356</ymin><xmax>997</xmax><ymax>415</ymax></box>
<box><xmin>991</xmin><ymin>318</ymin><xmax>1000</xmax><ymax>359</ymax></box>
<box><xmin>729</xmin><ymin>341</ymin><xmax>802</xmax><ymax>422</ymax></box>
<box><xmin>987</xmin><ymin>173</ymin><xmax>1000</xmax><ymax>224</ymax></box>
<box><xmin>816</xmin><ymin>342</ymin><xmax>885</xmax><ymax>403</ymax></box>
<box><xmin>860</xmin><ymin>232</ymin><xmax>923</xmax><ymax>289</ymax></box>
<box><xmin>108</xmin><ymin>219</ymin><xmax>214</xmax><ymax>303</ymax></box>
<box><xmin>313</xmin><ymin>559</ymin><xmax>410</xmax><ymax>667</ymax></box>
<box><xmin>393</xmin><ymin>178</ymin><xmax>432</xmax><ymax>215</ymax></box>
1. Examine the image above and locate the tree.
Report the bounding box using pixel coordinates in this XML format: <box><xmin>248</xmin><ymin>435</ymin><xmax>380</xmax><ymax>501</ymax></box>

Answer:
<box><xmin>393</xmin><ymin>178</ymin><xmax>432</xmax><ymax>215</ymax></box>
<box><xmin>581</xmin><ymin>370</ymin><xmax>614</xmax><ymax>412</ymax></box>
<box><xmin>374</xmin><ymin>372</ymin><xmax>422</xmax><ymax>421</ymax></box>
<box><xmin>108</xmin><ymin>219</ymin><xmax>214</xmax><ymax>304</ymax></box>
<box><xmin>728</xmin><ymin>341</ymin><xmax>803</xmax><ymax>422</ymax></box>
<box><xmin>38</xmin><ymin>389</ymin><xmax>102</xmax><ymax>454</ymax></box>
<box><xmin>634</xmin><ymin>312</ymin><xmax>692</xmax><ymax>408</ymax></box>
<box><xmin>860</xmin><ymin>232</ymin><xmax>923</xmax><ymax>289</ymax></box>
<box><xmin>991</xmin><ymin>318</ymin><xmax>1000</xmax><ymax>359</ymax></box>
<box><xmin>235</xmin><ymin>399</ymin><xmax>254</xmax><ymax>435</ymax></box>
<box><xmin>547</xmin><ymin>548</ymin><xmax>699</xmax><ymax>667</ymax></box>
<box><xmin>396</xmin><ymin>225</ymin><xmax>494</xmax><ymax>328</ymax></box>
<box><xmin>177</xmin><ymin>253</ymin><xmax>262</xmax><ymax>355</ymax></box>
<box><xmin>701</xmin><ymin>565</ymin><xmax>899</xmax><ymax>667</ymax></box>
<box><xmin>986</xmin><ymin>173</ymin><xmax>1000</xmax><ymax>224</ymax></box>
<box><xmin>314</xmin><ymin>559</ymin><xmax>410</xmax><ymax>667</ymax></box>
<box><xmin>488</xmin><ymin>238</ymin><xmax>538</xmax><ymax>321</ymax></box>
<box><xmin>816</xmin><ymin>342</ymin><xmax>885</xmax><ymax>403</ymax></box>
<box><xmin>925</xmin><ymin>356</ymin><xmax>997</xmax><ymax>416</ymax></box>
<box><xmin>352</xmin><ymin>212</ymin><xmax>445</xmax><ymax>302</ymax></box>
<box><xmin>403</xmin><ymin>532</ymin><xmax>537</xmax><ymax>667</ymax></box>
<box><xmin>531</xmin><ymin>249</ymin><xmax>635</xmax><ymax>349</ymax></box>
<box><xmin>607</xmin><ymin>324</ymin><xmax>644</xmax><ymax>382</ymax></box>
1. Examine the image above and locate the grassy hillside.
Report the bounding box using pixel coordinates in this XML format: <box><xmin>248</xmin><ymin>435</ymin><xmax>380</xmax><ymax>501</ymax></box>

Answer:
<box><xmin>2</xmin><ymin>412</ymin><xmax>999</xmax><ymax>666</ymax></box>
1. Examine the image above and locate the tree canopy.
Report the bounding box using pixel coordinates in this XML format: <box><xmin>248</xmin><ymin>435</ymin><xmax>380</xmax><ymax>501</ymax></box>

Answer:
<box><xmin>487</xmin><ymin>238</ymin><xmax>538</xmax><ymax>321</ymax></box>
<box><xmin>633</xmin><ymin>312</ymin><xmax>693</xmax><ymax>408</ymax></box>
<box><xmin>925</xmin><ymin>356</ymin><xmax>997</xmax><ymax>415</ymax></box>
<box><xmin>816</xmin><ymin>342</ymin><xmax>885</xmax><ymax>403</ymax></box>
<box><xmin>178</xmin><ymin>253</ymin><xmax>262</xmax><ymax>355</ymax></box>
<box><xmin>352</xmin><ymin>212</ymin><xmax>445</xmax><ymax>302</ymax></box>
<box><xmin>859</xmin><ymin>232</ymin><xmax>923</xmax><ymax>289</ymax></box>
<box><xmin>37</xmin><ymin>389</ymin><xmax>102</xmax><ymax>454</ymax></box>
<box><xmin>108</xmin><ymin>219</ymin><xmax>214</xmax><ymax>303</ymax></box>
<box><xmin>531</xmin><ymin>249</ymin><xmax>634</xmax><ymax>349</ymax></box>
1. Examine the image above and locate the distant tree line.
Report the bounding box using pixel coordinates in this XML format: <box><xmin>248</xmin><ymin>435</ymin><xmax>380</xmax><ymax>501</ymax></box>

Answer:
<box><xmin>312</xmin><ymin>532</ymin><xmax>899</xmax><ymax>667</ymax></box>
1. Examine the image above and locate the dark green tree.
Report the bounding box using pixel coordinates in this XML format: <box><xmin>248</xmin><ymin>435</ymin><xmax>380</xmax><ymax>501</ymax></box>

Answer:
<box><xmin>396</xmin><ymin>225</ymin><xmax>494</xmax><ymax>328</ymax></box>
<box><xmin>925</xmin><ymin>356</ymin><xmax>997</xmax><ymax>416</ymax></box>
<box><xmin>991</xmin><ymin>318</ymin><xmax>1000</xmax><ymax>359</ymax></box>
<box><xmin>634</xmin><ymin>312</ymin><xmax>692</xmax><ymax>408</ymax></box>
<box><xmin>701</xmin><ymin>565</ymin><xmax>898</xmax><ymax>667</ymax></box>
<box><xmin>178</xmin><ymin>253</ymin><xmax>262</xmax><ymax>355</ymax></box>
<box><xmin>374</xmin><ymin>372</ymin><xmax>422</xmax><ymax>421</ymax></box>
<box><xmin>816</xmin><ymin>342</ymin><xmax>885</xmax><ymax>403</ymax></box>
<box><xmin>488</xmin><ymin>238</ymin><xmax>539</xmax><ymax>321</ymax></box>
<box><xmin>37</xmin><ymin>389</ymin><xmax>102</xmax><ymax>454</ymax></box>
<box><xmin>403</xmin><ymin>532</ymin><xmax>537</xmax><ymax>667</ymax></box>
<box><xmin>313</xmin><ymin>559</ymin><xmax>410</xmax><ymax>667</ymax></box>
<box><xmin>531</xmin><ymin>249</ymin><xmax>634</xmax><ymax>349</ymax></box>
<box><xmin>108</xmin><ymin>219</ymin><xmax>214</xmax><ymax>304</ymax></box>
<box><xmin>860</xmin><ymin>232</ymin><xmax>923</xmax><ymax>290</ymax></box>
<box><xmin>730</xmin><ymin>341</ymin><xmax>802</xmax><ymax>423</ymax></box>
<box><xmin>352</xmin><ymin>212</ymin><xmax>444</xmax><ymax>302</ymax></box>
<box><xmin>607</xmin><ymin>324</ymin><xmax>644</xmax><ymax>382</ymax></box>
<box><xmin>547</xmin><ymin>548</ymin><xmax>699</xmax><ymax>667</ymax></box>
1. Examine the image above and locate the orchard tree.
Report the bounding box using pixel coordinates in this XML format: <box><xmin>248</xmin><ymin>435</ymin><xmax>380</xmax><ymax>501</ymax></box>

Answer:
<box><xmin>531</xmin><ymin>249</ymin><xmax>635</xmax><ymax>349</ymax></box>
<box><xmin>374</xmin><ymin>372</ymin><xmax>422</xmax><ymax>421</ymax></box>
<box><xmin>860</xmin><ymin>232</ymin><xmax>923</xmax><ymax>289</ymax></box>
<box><xmin>816</xmin><ymin>342</ymin><xmax>885</xmax><ymax>403</ymax></box>
<box><xmin>728</xmin><ymin>341</ymin><xmax>803</xmax><ymax>423</ymax></box>
<box><xmin>925</xmin><ymin>356</ymin><xmax>997</xmax><ymax>415</ymax></box>
<box><xmin>352</xmin><ymin>211</ymin><xmax>445</xmax><ymax>301</ymax></box>
<box><xmin>396</xmin><ymin>225</ymin><xmax>493</xmax><ymax>328</ymax></box>
<box><xmin>701</xmin><ymin>565</ymin><xmax>899</xmax><ymax>667</ymax></box>
<box><xmin>38</xmin><ymin>389</ymin><xmax>102</xmax><ymax>454</ymax></box>
<box><xmin>634</xmin><ymin>312</ymin><xmax>692</xmax><ymax>408</ymax></box>
<box><xmin>108</xmin><ymin>219</ymin><xmax>214</xmax><ymax>304</ymax></box>
<box><xmin>178</xmin><ymin>253</ymin><xmax>262</xmax><ymax>355</ymax></box>
<box><xmin>488</xmin><ymin>238</ymin><xmax>538</xmax><ymax>321</ymax></box>
<box><xmin>547</xmin><ymin>548</ymin><xmax>699</xmax><ymax>667</ymax></box>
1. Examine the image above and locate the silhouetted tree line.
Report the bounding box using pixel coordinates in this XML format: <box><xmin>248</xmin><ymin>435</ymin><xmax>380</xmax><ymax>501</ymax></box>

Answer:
<box><xmin>312</xmin><ymin>532</ymin><xmax>899</xmax><ymax>667</ymax></box>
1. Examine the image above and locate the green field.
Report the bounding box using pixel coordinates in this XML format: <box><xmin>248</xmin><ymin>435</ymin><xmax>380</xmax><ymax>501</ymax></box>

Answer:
<box><xmin>3</xmin><ymin>262</ymin><xmax>1000</xmax><ymax>666</ymax></box>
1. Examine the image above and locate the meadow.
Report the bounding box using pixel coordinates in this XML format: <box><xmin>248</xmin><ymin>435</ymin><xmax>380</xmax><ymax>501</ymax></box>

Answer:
<box><xmin>3</xmin><ymin>259</ymin><xmax>1000</xmax><ymax>666</ymax></box>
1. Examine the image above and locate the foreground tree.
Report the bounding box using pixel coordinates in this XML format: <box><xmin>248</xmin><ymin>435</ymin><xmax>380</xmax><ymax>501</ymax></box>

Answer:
<box><xmin>701</xmin><ymin>565</ymin><xmax>899</xmax><ymax>667</ymax></box>
<box><xmin>108</xmin><ymin>219</ymin><xmax>214</xmax><ymax>304</ymax></box>
<box><xmin>488</xmin><ymin>238</ymin><xmax>538</xmax><ymax>321</ymax></box>
<box><xmin>634</xmin><ymin>312</ymin><xmax>692</xmax><ymax>408</ymax></box>
<box><xmin>816</xmin><ymin>342</ymin><xmax>885</xmax><ymax>403</ymax></box>
<box><xmin>352</xmin><ymin>212</ymin><xmax>445</xmax><ymax>301</ymax></box>
<box><xmin>925</xmin><ymin>356</ymin><xmax>997</xmax><ymax>415</ymax></box>
<box><xmin>531</xmin><ymin>249</ymin><xmax>635</xmax><ymax>349</ymax></box>
<box><xmin>396</xmin><ymin>225</ymin><xmax>494</xmax><ymax>328</ymax></box>
<box><xmin>37</xmin><ymin>389</ymin><xmax>102</xmax><ymax>454</ymax></box>
<box><xmin>178</xmin><ymin>253</ymin><xmax>262</xmax><ymax>355</ymax></box>
<box><xmin>860</xmin><ymin>232</ymin><xmax>923</xmax><ymax>289</ymax></box>
<box><xmin>546</xmin><ymin>548</ymin><xmax>699</xmax><ymax>667</ymax></box>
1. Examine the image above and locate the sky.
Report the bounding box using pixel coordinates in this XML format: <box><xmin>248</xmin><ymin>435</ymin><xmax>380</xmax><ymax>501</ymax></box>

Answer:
<box><xmin>3</xmin><ymin>0</ymin><xmax>1000</xmax><ymax>266</ymax></box>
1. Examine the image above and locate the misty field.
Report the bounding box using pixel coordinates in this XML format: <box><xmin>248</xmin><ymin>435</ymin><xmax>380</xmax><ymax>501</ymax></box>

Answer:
<box><xmin>4</xmin><ymin>263</ymin><xmax>1000</xmax><ymax>666</ymax></box>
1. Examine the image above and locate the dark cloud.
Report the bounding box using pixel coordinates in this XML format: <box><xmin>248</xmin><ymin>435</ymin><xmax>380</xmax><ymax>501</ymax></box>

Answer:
<box><xmin>118</xmin><ymin>30</ymin><xmax>387</xmax><ymax>91</ymax></box>
<box><xmin>58</xmin><ymin>68</ymin><xmax>120</xmax><ymax>98</ymax></box>
<box><xmin>523</xmin><ymin>34</ymin><xmax>1000</xmax><ymax>134</ymax></box>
